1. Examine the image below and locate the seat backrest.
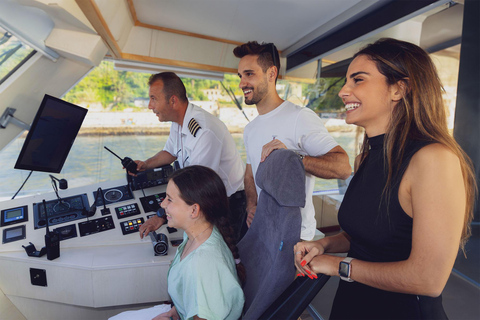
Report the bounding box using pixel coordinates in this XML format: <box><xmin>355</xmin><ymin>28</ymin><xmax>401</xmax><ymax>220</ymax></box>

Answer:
<box><xmin>238</xmin><ymin>149</ymin><xmax>305</xmax><ymax>320</ymax></box>
<box><xmin>259</xmin><ymin>274</ymin><xmax>331</xmax><ymax>320</ymax></box>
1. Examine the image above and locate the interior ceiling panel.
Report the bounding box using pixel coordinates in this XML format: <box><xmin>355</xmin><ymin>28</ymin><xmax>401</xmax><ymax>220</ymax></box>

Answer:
<box><xmin>132</xmin><ymin>0</ymin><xmax>364</xmax><ymax>50</ymax></box>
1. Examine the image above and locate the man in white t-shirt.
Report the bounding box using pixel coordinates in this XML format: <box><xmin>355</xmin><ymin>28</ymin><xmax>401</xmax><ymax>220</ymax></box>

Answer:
<box><xmin>134</xmin><ymin>72</ymin><xmax>246</xmax><ymax>242</ymax></box>
<box><xmin>234</xmin><ymin>42</ymin><xmax>351</xmax><ymax>240</ymax></box>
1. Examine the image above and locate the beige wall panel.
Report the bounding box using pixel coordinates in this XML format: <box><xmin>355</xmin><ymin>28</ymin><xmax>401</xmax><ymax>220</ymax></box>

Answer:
<box><xmin>46</xmin><ymin>28</ymin><xmax>108</xmax><ymax>66</ymax></box>
<box><xmin>123</xmin><ymin>26</ymin><xmax>154</xmax><ymax>57</ymax></box>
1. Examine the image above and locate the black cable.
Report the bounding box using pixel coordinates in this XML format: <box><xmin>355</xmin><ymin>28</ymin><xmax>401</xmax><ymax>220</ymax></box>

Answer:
<box><xmin>98</xmin><ymin>187</ymin><xmax>107</xmax><ymax>210</ymax></box>
<box><xmin>11</xmin><ymin>170</ymin><xmax>33</xmax><ymax>199</ymax></box>
<box><xmin>51</xmin><ymin>178</ymin><xmax>61</xmax><ymax>201</ymax></box>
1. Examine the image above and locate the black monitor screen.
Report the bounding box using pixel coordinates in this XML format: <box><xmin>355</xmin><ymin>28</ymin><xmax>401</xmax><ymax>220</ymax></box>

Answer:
<box><xmin>14</xmin><ymin>94</ymin><xmax>88</xmax><ymax>173</ymax></box>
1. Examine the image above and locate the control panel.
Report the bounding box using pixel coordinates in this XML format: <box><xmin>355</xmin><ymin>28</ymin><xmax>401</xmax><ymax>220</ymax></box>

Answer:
<box><xmin>139</xmin><ymin>193</ymin><xmax>166</xmax><ymax>213</ymax></box>
<box><xmin>78</xmin><ymin>216</ymin><xmax>115</xmax><ymax>237</ymax></box>
<box><xmin>1</xmin><ymin>205</ymin><xmax>28</xmax><ymax>227</ymax></box>
<box><xmin>0</xmin><ymin>178</ymin><xmax>180</xmax><ymax>253</ymax></box>
<box><xmin>115</xmin><ymin>203</ymin><xmax>140</xmax><ymax>219</ymax></box>
<box><xmin>33</xmin><ymin>194</ymin><xmax>89</xmax><ymax>229</ymax></box>
<box><xmin>93</xmin><ymin>185</ymin><xmax>134</xmax><ymax>206</ymax></box>
<box><xmin>128</xmin><ymin>165</ymin><xmax>173</xmax><ymax>191</ymax></box>
<box><xmin>120</xmin><ymin>217</ymin><xmax>145</xmax><ymax>235</ymax></box>
<box><xmin>53</xmin><ymin>224</ymin><xmax>78</xmax><ymax>241</ymax></box>
<box><xmin>2</xmin><ymin>225</ymin><xmax>26</xmax><ymax>244</ymax></box>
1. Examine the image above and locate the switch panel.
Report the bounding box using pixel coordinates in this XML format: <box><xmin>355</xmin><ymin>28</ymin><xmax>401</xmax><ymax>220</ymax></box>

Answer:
<box><xmin>115</xmin><ymin>203</ymin><xmax>140</xmax><ymax>219</ymax></box>
<box><xmin>78</xmin><ymin>216</ymin><xmax>115</xmax><ymax>237</ymax></box>
<box><xmin>121</xmin><ymin>217</ymin><xmax>145</xmax><ymax>235</ymax></box>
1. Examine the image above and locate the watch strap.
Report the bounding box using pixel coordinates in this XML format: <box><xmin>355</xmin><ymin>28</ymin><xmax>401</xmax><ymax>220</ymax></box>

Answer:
<box><xmin>339</xmin><ymin>257</ymin><xmax>354</xmax><ymax>282</ymax></box>
<box><xmin>156</xmin><ymin>208</ymin><xmax>166</xmax><ymax>219</ymax></box>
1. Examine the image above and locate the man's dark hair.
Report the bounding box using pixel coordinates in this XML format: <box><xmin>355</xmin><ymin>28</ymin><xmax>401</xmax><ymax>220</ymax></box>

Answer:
<box><xmin>148</xmin><ymin>72</ymin><xmax>188</xmax><ymax>102</ymax></box>
<box><xmin>233</xmin><ymin>41</ymin><xmax>280</xmax><ymax>80</ymax></box>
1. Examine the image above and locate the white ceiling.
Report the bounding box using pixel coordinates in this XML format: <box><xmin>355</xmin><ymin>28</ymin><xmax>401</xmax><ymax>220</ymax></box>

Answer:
<box><xmin>132</xmin><ymin>0</ymin><xmax>366</xmax><ymax>51</ymax></box>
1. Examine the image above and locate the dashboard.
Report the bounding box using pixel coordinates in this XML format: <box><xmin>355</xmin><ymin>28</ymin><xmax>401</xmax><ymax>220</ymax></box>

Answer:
<box><xmin>0</xmin><ymin>172</ymin><xmax>182</xmax><ymax>318</ymax></box>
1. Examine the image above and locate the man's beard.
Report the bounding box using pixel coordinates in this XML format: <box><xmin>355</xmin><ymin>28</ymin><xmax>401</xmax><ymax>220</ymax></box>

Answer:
<box><xmin>244</xmin><ymin>78</ymin><xmax>268</xmax><ymax>105</ymax></box>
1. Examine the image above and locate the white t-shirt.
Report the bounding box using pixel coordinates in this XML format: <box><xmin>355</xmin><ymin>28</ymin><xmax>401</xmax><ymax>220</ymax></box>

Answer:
<box><xmin>244</xmin><ymin>101</ymin><xmax>338</xmax><ymax>240</ymax></box>
<box><xmin>164</xmin><ymin>103</ymin><xmax>245</xmax><ymax>196</ymax></box>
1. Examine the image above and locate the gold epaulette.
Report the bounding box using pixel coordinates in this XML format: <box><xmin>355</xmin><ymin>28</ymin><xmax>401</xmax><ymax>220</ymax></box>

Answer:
<box><xmin>188</xmin><ymin>118</ymin><xmax>202</xmax><ymax>137</ymax></box>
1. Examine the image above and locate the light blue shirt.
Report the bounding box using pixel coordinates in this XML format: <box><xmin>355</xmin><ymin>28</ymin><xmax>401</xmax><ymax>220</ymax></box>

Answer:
<box><xmin>167</xmin><ymin>227</ymin><xmax>244</xmax><ymax>320</ymax></box>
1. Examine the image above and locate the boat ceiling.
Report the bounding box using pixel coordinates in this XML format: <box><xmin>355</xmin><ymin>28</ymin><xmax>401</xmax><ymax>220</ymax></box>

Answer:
<box><xmin>78</xmin><ymin>0</ymin><xmax>460</xmax><ymax>77</ymax></box>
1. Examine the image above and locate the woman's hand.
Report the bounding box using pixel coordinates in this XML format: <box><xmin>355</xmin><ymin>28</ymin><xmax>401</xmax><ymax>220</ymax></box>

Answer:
<box><xmin>294</xmin><ymin>241</ymin><xmax>325</xmax><ymax>279</ymax></box>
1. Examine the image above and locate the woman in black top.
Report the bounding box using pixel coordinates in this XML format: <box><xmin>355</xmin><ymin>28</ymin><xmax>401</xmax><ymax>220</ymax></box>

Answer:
<box><xmin>294</xmin><ymin>38</ymin><xmax>477</xmax><ymax>319</ymax></box>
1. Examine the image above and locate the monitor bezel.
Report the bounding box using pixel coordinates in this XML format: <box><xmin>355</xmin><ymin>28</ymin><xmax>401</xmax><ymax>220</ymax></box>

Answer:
<box><xmin>14</xmin><ymin>94</ymin><xmax>88</xmax><ymax>173</ymax></box>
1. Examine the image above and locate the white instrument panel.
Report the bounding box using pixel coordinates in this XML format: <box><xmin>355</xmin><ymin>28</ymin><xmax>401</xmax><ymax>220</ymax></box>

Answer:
<box><xmin>0</xmin><ymin>178</ymin><xmax>181</xmax><ymax>318</ymax></box>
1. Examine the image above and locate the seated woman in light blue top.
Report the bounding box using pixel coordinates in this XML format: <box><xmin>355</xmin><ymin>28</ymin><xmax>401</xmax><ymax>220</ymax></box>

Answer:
<box><xmin>155</xmin><ymin>165</ymin><xmax>245</xmax><ymax>320</ymax></box>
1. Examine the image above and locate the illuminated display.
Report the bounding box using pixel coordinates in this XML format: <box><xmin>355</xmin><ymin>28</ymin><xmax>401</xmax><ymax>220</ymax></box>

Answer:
<box><xmin>1</xmin><ymin>206</ymin><xmax>28</xmax><ymax>227</ymax></box>
<box><xmin>2</xmin><ymin>225</ymin><xmax>26</xmax><ymax>244</ymax></box>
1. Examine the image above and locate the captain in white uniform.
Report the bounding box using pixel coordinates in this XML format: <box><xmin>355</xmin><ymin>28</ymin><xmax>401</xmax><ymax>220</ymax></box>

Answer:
<box><xmin>134</xmin><ymin>72</ymin><xmax>246</xmax><ymax>241</ymax></box>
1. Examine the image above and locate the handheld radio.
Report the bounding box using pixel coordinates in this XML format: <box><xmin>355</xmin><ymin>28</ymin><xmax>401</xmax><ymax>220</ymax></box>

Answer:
<box><xmin>43</xmin><ymin>199</ymin><xmax>60</xmax><ymax>260</ymax></box>
<box><xmin>104</xmin><ymin>146</ymin><xmax>138</xmax><ymax>174</ymax></box>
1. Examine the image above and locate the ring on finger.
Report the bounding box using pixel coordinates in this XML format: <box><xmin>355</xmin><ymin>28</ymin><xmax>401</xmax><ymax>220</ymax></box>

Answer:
<box><xmin>295</xmin><ymin>251</ymin><xmax>302</xmax><ymax>255</ymax></box>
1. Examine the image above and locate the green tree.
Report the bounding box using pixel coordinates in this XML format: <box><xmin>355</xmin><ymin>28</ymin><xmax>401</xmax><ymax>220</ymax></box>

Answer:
<box><xmin>304</xmin><ymin>77</ymin><xmax>345</xmax><ymax>112</ymax></box>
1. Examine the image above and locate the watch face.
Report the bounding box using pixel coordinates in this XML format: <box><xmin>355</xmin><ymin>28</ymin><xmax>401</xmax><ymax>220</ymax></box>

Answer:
<box><xmin>339</xmin><ymin>261</ymin><xmax>350</xmax><ymax>277</ymax></box>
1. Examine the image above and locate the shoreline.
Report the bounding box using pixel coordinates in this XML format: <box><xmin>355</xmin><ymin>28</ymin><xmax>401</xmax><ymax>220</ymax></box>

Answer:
<box><xmin>74</xmin><ymin>125</ymin><xmax>355</xmax><ymax>136</ymax></box>
<box><xmin>76</xmin><ymin>126</ymin><xmax>246</xmax><ymax>136</ymax></box>
<box><xmin>18</xmin><ymin>125</ymin><xmax>355</xmax><ymax>138</ymax></box>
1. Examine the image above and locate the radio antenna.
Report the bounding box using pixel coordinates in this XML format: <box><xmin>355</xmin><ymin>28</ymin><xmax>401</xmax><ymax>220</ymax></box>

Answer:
<box><xmin>104</xmin><ymin>146</ymin><xmax>122</xmax><ymax>161</ymax></box>
<box><xmin>43</xmin><ymin>199</ymin><xmax>50</xmax><ymax>234</ymax></box>
<box><xmin>103</xmin><ymin>146</ymin><xmax>138</xmax><ymax>174</ymax></box>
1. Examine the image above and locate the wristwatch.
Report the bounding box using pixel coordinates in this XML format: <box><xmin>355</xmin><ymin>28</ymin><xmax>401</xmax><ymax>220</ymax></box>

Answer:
<box><xmin>295</xmin><ymin>152</ymin><xmax>305</xmax><ymax>161</ymax></box>
<box><xmin>156</xmin><ymin>208</ymin><xmax>166</xmax><ymax>219</ymax></box>
<box><xmin>339</xmin><ymin>257</ymin><xmax>354</xmax><ymax>282</ymax></box>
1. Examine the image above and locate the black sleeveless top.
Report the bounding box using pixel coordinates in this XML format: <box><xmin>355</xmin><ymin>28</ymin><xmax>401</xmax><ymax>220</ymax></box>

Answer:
<box><xmin>330</xmin><ymin>134</ymin><xmax>447</xmax><ymax>319</ymax></box>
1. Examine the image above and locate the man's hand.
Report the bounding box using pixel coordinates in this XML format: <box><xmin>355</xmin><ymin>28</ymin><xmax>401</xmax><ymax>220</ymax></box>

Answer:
<box><xmin>246</xmin><ymin>206</ymin><xmax>256</xmax><ymax>228</ymax></box>
<box><xmin>127</xmin><ymin>160</ymin><xmax>147</xmax><ymax>177</ymax></box>
<box><xmin>261</xmin><ymin>139</ymin><xmax>287</xmax><ymax>162</ymax></box>
<box><xmin>139</xmin><ymin>215</ymin><xmax>165</xmax><ymax>239</ymax></box>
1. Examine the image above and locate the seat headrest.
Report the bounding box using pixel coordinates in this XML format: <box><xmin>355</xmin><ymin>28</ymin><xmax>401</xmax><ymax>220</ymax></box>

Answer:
<box><xmin>255</xmin><ymin>149</ymin><xmax>306</xmax><ymax>207</ymax></box>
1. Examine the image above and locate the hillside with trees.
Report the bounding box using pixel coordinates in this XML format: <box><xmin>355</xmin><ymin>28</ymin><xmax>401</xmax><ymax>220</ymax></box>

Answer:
<box><xmin>63</xmin><ymin>60</ymin><xmax>345</xmax><ymax>113</ymax></box>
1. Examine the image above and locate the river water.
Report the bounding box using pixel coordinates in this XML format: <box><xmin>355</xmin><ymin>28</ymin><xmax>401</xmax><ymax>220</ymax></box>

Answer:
<box><xmin>0</xmin><ymin>132</ymin><xmax>360</xmax><ymax>200</ymax></box>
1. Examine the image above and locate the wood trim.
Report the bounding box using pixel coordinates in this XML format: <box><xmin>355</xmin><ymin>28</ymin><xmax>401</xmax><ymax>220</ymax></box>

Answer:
<box><xmin>125</xmin><ymin>0</ymin><xmax>243</xmax><ymax>46</ymax></box>
<box><xmin>121</xmin><ymin>53</ymin><xmax>239</xmax><ymax>74</ymax></box>
<box><xmin>75</xmin><ymin>0</ymin><xmax>122</xmax><ymax>58</ymax></box>
<box><xmin>283</xmin><ymin>76</ymin><xmax>316</xmax><ymax>84</ymax></box>
<box><xmin>126</xmin><ymin>0</ymin><xmax>139</xmax><ymax>24</ymax></box>
<box><xmin>135</xmin><ymin>21</ymin><xmax>244</xmax><ymax>46</ymax></box>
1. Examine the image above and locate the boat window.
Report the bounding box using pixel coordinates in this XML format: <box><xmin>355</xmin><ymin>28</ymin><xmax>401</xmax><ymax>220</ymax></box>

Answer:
<box><xmin>0</xmin><ymin>46</ymin><xmax>462</xmax><ymax>201</ymax></box>
<box><xmin>0</xmin><ymin>26</ymin><xmax>36</xmax><ymax>86</ymax></box>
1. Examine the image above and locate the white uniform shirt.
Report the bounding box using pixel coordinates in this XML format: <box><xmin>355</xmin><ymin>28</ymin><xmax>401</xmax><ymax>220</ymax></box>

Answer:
<box><xmin>244</xmin><ymin>101</ymin><xmax>338</xmax><ymax>240</ymax></box>
<box><xmin>164</xmin><ymin>103</ymin><xmax>244</xmax><ymax>196</ymax></box>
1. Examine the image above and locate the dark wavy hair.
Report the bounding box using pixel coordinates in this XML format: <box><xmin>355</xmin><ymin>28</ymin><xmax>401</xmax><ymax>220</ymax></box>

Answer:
<box><xmin>148</xmin><ymin>72</ymin><xmax>188</xmax><ymax>102</ymax></box>
<box><xmin>169</xmin><ymin>165</ymin><xmax>246</xmax><ymax>285</ymax></box>
<box><xmin>233</xmin><ymin>41</ymin><xmax>280</xmax><ymax>82</ymax></box>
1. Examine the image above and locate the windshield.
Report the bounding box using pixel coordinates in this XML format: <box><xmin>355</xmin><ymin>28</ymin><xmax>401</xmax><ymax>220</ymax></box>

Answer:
<box><xmin>0</xmin><ymin>26</ymin><xmax>36</xmax><ymax>85</ymax></box>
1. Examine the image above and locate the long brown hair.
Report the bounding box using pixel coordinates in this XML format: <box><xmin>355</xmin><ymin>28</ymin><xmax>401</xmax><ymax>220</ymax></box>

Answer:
<box><xmin>355</xmin><ymin>38</ymin><xmax>477</xmax><ymax>252</ymax></box>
